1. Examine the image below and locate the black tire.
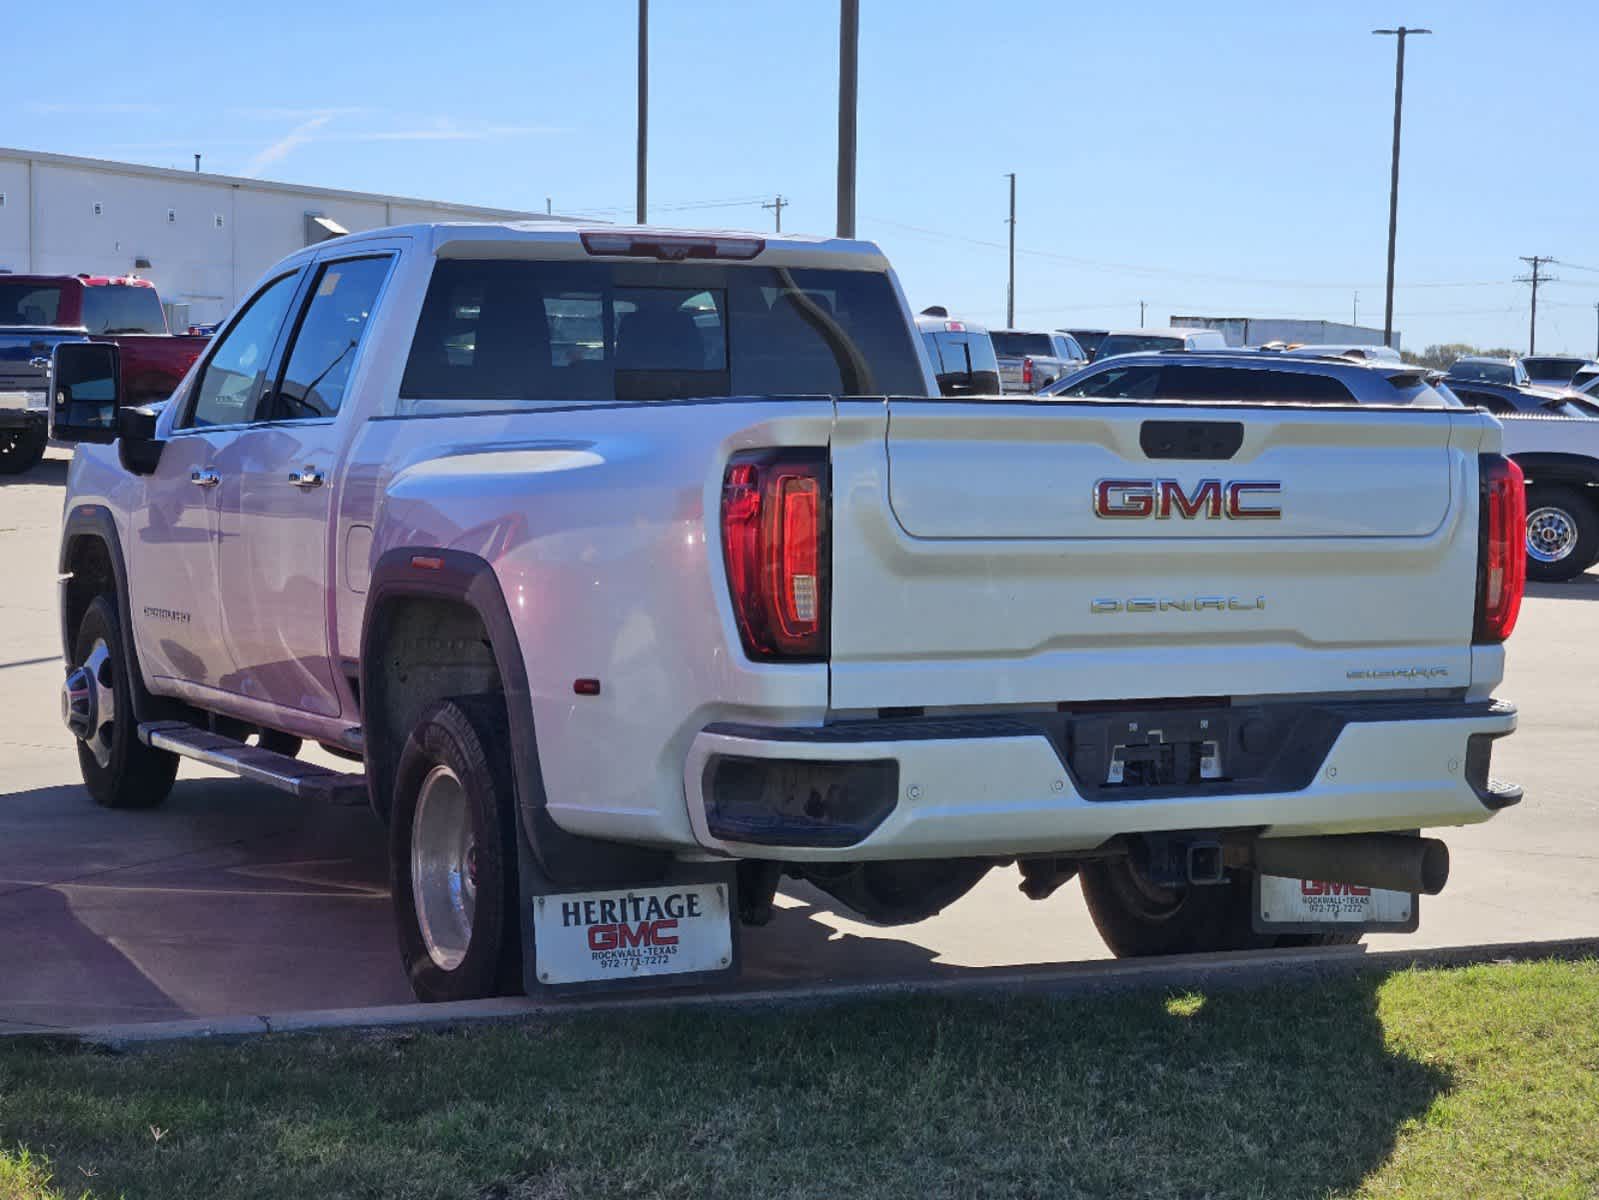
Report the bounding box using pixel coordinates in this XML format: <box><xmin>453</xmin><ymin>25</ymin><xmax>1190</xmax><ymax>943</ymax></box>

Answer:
<box><xmin>390</xmin><ymin>696</ymin><xmax>522</xmax><ymax>1002</ymax></box>
<box><xmin>72</xmin><ymin>595</ymin><xmax>179</xmax><ymax>809</ymax></box>
<box><xmin>0</xmin><ymin>426</ymin><xmax>47</xmax><ymax>475</ymax></box>
<box><xmin>1276</xmin><ymin>931</ymin><xmax>1363</xmax><ymax>948</ymax></box>
<box><xmin>1524</xmin><ymin>484</ymin><xmax>1599</xmax><ymax>583</ymax></box>
<box><xmin>1079</xmin><ymin>858</ymin><xmax>1261</xmax><ymax>957</ymax></box>
<box><xmin>1080</xmin><ymin>859</ymin><xmax>1358</xmax><ymax>956</ymax></box>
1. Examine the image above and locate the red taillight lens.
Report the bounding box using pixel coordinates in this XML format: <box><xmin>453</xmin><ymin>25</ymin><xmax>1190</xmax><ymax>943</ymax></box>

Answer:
<box><xmin>1476</xmin><ymin>454</ymin><xmax>1526</xmax><ymax>643</ymax></box>
<box><xmin>721</xmin><ymin>451</ymin><xmax>829</xmax><ymax>660</ymax></box>
<box><xmin>1022</xmin><ymin>356</ymin><xmax>1034</xmax><ymax>387</ymax></box>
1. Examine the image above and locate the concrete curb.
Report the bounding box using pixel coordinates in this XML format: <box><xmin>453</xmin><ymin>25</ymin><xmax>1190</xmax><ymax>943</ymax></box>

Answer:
<box><xmin>8</xmin><ymin>934</ymin><xmax>1597</xmax><ymax>1049</ymax></box>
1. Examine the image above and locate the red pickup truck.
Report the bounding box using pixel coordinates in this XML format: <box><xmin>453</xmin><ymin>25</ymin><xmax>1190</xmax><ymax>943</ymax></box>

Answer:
<box><xmin>0</xmin><ymin>274</ymin><xmax>208</xmax><ymax>473</ymax></box>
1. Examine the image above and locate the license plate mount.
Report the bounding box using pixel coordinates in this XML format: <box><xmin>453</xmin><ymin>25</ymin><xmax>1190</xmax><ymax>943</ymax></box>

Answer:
<box><xmin>1252</xmin><ymin>872</ymin><xmax>1419</xmax><ymax>935</ymax></box>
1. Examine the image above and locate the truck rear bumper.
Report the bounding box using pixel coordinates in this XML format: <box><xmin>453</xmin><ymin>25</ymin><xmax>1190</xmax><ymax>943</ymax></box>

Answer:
<box><xmin>683</xmin><ymin>700</ymin><xmax>1518</xmax><ymax>861</ymax></box>
<box><xmin>0</xmin><ymin>407</ymin><xmax>45</xmax><ymax>432</ymax></box>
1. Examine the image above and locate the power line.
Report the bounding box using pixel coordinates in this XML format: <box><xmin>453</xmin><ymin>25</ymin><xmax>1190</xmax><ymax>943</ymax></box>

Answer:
<box><xmin>863</xmin><ymin>215</ymin><xmax>1507</xmax><ymax>291</ymax></box>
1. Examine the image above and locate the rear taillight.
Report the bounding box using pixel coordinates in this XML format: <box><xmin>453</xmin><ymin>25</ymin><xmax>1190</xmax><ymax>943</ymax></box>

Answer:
<box><xmin>1022</xmin><ymin>356</ymin><xmax>1035</xmax><ymax>388</ymax></box>
<box><xmin>721</xmin><ymin>451</ymin><xmax>829</xmax><ymax>660</ymax></box>
<box><xmin>1475</xmin><ymin>454</ymin><xmax>1526</xmax><ymax>643</ymax></box>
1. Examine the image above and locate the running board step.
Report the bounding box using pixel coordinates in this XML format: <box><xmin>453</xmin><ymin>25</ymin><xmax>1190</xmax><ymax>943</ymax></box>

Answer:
<box><xmin>138</xmin><ymin>721</ymin><xmax>368</xmax><ymax>805</ymax></box>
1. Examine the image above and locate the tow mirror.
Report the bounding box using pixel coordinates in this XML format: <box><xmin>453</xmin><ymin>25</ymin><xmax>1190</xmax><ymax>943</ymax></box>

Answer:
<box><xmin>49</xmin><ymin>342</ymin><xmax>121</xmax><ymax>444</ymax></box>
<box><xmin>116</xmin><ymin>404</ymin><xmax>166</xmax><ymax>475</ymax></box>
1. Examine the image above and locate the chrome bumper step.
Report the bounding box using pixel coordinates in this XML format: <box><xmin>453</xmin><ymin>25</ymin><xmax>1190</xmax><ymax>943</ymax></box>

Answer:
<box><xmin>138</xmin><ymin>721</ymin><xmax>368</xmax><ymax>805</ymax></box>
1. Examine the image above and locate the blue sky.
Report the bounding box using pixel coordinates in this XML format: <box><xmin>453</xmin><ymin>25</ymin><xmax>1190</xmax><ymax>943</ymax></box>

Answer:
<box><xmin>9</xmin><ymin>0</ymin><xmax>1599</xmax><ymax>353</ymax></box>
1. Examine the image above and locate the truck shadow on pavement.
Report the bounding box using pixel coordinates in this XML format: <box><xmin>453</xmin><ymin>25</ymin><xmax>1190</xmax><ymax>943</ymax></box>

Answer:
<box><xmin>0</xmin><ymin>456</ymin><xmax>68</xmax><ymax>488</ymax></box>
<box><xmin>1526</xmin><ymin>578</ymin><xmax>1599</xmax><ymax>600</ymax></box>
<box><xmin>0</xmin><ymin>777</ymin><xmax>409</xmax><ymax>1027</ymax></box>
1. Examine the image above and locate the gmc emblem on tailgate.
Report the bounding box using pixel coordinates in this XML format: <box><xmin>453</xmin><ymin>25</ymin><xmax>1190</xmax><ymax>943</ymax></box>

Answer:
<box><xmin>1093</xmin><ymin>478</ymin><xmax>1282</xmax><ymax>520</ymax></box>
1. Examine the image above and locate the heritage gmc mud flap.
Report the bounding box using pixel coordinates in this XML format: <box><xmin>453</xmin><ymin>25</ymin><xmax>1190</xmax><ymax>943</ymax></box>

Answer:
<box><xmin>1252</xmin><ymin>874</ymin><xmax>1419</xmax><ymax>936</ymax></box>
<box><xmin>518</xmin><ymin>847</ymin><xmax>739</xmax><ymax>995</ymax></box>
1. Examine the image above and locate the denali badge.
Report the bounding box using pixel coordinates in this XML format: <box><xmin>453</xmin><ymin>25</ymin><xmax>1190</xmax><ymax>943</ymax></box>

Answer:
<box><xmin>1093</xmin><ymin>596</ymin><xmax>1265</xmax><ymax>614</ymax></box>
<box><xmin>1093</xmin><ymin>478</ymin><xmax>1282</xmax><ymax>520</ymax></box>
<box><xmin>1347</xmin><ymin>666</ymin><xmax>1450</xmax><ymax>681</ymax></box>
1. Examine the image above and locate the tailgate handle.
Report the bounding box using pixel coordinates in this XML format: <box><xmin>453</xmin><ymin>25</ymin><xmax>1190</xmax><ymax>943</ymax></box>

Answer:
<box><xmin>1140</xmin><ymin>419</ymin><xmax>1244</xmax><ymax>461</ymax></box>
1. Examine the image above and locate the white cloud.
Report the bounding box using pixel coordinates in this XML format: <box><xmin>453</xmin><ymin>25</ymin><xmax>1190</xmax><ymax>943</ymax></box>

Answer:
<box><xmin>336</xmin><ymin>125</ymin><xmax>557</xmax><ymax>142</ymax></box>
<box><xmin>226</xmin><ymin>106</ymin><xmax>374</xmax><ymax>121</ymax></box>
<box><xmin>240</xmin><ymin>113</ymin><xmax>334</xmax><ymax>177</ymax></box>
<box><xmin>26</xmin><ymin>101</ymin><xmax>167</xmax><ymax>115</ymax></box>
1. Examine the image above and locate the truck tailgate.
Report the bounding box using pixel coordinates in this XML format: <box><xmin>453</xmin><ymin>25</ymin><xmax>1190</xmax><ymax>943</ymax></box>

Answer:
<box><xmin>829</xmin><ymin>399</ymin><xmax>1487</xmax><ymax>711</ymax></box>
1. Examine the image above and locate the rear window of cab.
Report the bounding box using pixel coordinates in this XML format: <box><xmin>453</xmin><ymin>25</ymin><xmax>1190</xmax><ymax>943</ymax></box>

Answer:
<box><xmin>400</xmin><ymin>259</ymin><xmax>926</xmax><ymax>402</ymax></box>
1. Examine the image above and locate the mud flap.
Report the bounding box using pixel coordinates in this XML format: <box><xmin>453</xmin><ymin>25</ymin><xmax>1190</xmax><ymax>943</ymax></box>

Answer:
<box><xmin>517</xmin><ymin>834</ymin><xmax>740</xmax><ymax>996</ymax></box>
<box><xmin>1252</xmin><ymin>872</ymin><xmax>1420</xmax><ymax>936</ymax></box>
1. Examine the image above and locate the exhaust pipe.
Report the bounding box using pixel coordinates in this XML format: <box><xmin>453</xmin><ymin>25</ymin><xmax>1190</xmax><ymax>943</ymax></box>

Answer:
<box><xmin>1250</xmin><ymin>833</ymin><xmax>1449</xmax><ymax>896</ymax></box>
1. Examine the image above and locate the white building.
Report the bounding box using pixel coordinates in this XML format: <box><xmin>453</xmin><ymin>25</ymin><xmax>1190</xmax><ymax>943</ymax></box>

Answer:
<box><xmin>0</xmin><ymin>145</ymin><xmax>574</xmax><ymax>327</ymax></box>
<box><xmin>1171</xmin><ymin>314</ymin><xmax>1401</xmax><ymax>352</ymax></box>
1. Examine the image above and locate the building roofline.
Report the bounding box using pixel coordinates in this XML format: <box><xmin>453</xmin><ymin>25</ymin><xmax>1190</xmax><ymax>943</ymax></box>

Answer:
<box><xmin>0</xmin><ymin>144</ymin><xmax>581</xmax><ymax>223</ymax></box>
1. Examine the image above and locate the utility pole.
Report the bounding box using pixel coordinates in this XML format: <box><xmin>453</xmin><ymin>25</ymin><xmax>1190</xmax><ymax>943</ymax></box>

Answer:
<box><xmin>1515</xmin><ymin>255</ymin><xmax>1556</xmax><ymax>355</ymax></box>
<box><xmin>1373</xmin><ymin>26</ymin><xmax>1431</xmax><ymax>349</ymax></box>
<box><xmin>636</xmin><ymin>0</ymin><xmax>648</xmax><ymax>224</ymax></box>
<box><xmin>1004</xmin><ymin>173</ymin><xmax>1016</xmax><ymax>328</ymax></box>
<box><xmin>762</xmin><ymin>194</ymin><xmax>788</xmax><ymax>233</ymax></box>
<box><xmin>193</xmin><ymin>153</ymin><xmax>201</xmax><ymax>173</ymax></box>
<box><xmin>1139</xmin><ymin>300</ymin><xmax>1147</xmax><ymax>328</ymax></box>
<box><xmin>837</xmin><ymin>0</ymin><xmax>859</xmax><ymax>238</ymax></box>
<box><xmin>1353</xmin><ymin>291</ymin><xmax>1360</xmax><ymax>326</ymax></box>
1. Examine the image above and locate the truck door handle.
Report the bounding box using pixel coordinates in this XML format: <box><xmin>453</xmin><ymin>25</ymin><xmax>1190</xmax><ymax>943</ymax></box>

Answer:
<box><xmin>288</xmin><ymin>466</ymin><xmax>324</xmax><ymax>489</ymax></box>
<box><xmin>190</xmin><ymin>468</ymin><xmax>221</xmax><ymax>488</ymax></box>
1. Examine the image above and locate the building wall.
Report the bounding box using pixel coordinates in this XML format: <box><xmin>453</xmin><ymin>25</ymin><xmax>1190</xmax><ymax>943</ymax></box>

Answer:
<box><xmin>0</xmin><ymin>149</ymin><xmax>552</xmax><ymax>326</ymax></box>
<box><xmin>1170</xmin><ymin>315</ymin><xmax>1401</xmax><ymax>352</ymax></box>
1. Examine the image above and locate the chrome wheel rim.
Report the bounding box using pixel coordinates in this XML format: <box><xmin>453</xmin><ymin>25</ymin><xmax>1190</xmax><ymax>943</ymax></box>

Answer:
<box><xmin>62</xmin><ymin>638</ymin><xmax>117</xmax><ymax>768</ymax></box>
<box><xmin>411</xmin><ymin>764</ymin><xmax>477</xmax><ymax>971</ymax></box>
<box><xmin>1527</xmin><ymin>505</ymin><xmax>1578</xmax><ymax>564</ymax></box>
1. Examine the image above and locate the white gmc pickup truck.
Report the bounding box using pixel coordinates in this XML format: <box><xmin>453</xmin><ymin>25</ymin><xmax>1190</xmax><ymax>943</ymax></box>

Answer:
<box><xmin>50</xmin><ymin>223</ymin><xmax>1526</xmax><ymax>1002</ymax></box>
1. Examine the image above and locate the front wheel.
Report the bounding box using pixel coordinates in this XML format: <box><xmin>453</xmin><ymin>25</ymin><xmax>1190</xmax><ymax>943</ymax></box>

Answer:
<box><xmin>390</xmin><ymin>696</ymin><xmax>522</xmax><ymax>1002</ymax></box>
<box><xmin>0</xmin><ymin>426</ymin><xmax>47</xmax><ymax>475</ymax></box>
<box><xmin>1524</xmin><ymin>484</ymin><xmax>1599</xmax><ymax>583</ymax></box>
<box><xmin>65</xmin><ymin>595</ymin><xmax>178</xmax><ymax>808</ymax></box>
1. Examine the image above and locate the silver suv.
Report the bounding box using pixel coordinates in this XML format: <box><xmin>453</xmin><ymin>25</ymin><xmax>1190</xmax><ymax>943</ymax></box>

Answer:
<box><xmin>1042</xmin><ymin>350</ymin><xmax>1452</xmax><ymax>406</ymax></box>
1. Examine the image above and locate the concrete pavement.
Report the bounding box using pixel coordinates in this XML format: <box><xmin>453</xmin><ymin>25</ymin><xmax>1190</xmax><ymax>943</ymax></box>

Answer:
<box><xmin>2</xmin><ymin>449</ymin><xmax>1596</xmax><ymax>1030</ymax></box>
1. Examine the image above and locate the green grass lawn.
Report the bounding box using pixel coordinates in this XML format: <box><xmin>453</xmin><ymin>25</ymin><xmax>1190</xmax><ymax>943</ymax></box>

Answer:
<box><xmin>2</xmin><ymin>958</ymin><xmax>1597</xmax><ymax>1200</ymax></box>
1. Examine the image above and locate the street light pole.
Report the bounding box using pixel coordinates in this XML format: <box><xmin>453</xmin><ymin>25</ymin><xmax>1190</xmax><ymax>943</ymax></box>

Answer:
<box><xmin>1004</xmin><ymin>172</ymin><xmax>1016</xmax><ymax>328</ymax></box>
<box><xmin>636</xmin><ymin>0</ymin><xmax>648</xmax><ymax>224</ymax></box>
<box><xmin>1373</xmin><ymin>26</ymin><xmax>1430</xmax><ymax>349</ymax></box>
<box><xmin>837</xmin><ymin>0</ymin><xmax>859</xmax><ymax>238</ymax></box>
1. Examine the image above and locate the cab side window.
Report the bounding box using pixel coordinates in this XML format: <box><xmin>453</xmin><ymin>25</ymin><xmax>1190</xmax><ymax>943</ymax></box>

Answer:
<box><xmin>268</xmin><ymin>256</ymin><xmax>393</xmax><ymax>420</ymax></box>
<box><xmin>184</xmin><ymin>272</ymin><xmax>301</xmax><ymax>429</ymax></box>
<box><xmin>1058</xmin><ymin>364</ymin><xmax>1161</xmax><ymax>399</ymax></box>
